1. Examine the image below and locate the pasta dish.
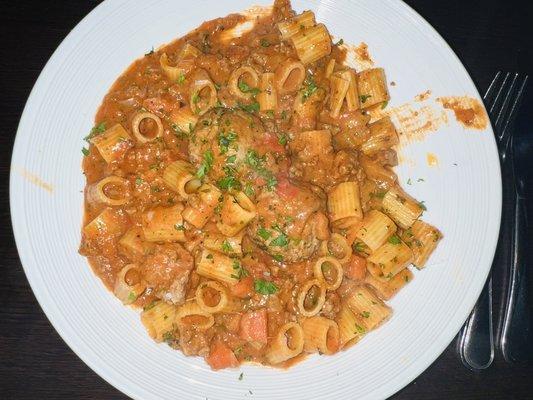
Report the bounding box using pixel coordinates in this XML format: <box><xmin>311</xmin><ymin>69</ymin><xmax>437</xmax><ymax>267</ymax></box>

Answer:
<box><xmin>80</xmin><ymin>0</ymin><xmax>442</xmax><ymax>369</ymax></box>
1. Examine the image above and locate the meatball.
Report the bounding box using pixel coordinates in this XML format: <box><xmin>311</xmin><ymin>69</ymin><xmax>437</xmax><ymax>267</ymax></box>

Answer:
<box><xmin>141</xmin><ymin>243</ymin><xmax>194</xmax><ymax>305</ymax></box>
<box><xmin>247</xmin><ymin>180</ymin><xmax>329</xmax><ymax>262</ymax></box>
<box><xmin>189</xmin><ymin>109</ymin><xmax>287</xmax><ymax>193</ymax></box>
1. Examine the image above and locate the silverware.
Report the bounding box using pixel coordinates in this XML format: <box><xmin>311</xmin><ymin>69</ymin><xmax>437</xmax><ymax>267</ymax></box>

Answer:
<box><xmin>457</xmin><ymin>72</ymin><xmax>527</xmax><ymax>370</ymax></box>
<box><xmin>499</xmin><ymin>74</ymin><xmax>530</xmax><ymax>363</ymax></box>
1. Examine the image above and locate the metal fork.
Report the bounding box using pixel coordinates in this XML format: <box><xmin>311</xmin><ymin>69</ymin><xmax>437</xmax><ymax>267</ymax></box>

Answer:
<box><xmin>457</xmin><ymin>72</ymin><xmax>528</xmax><ymax>370</ymax></box>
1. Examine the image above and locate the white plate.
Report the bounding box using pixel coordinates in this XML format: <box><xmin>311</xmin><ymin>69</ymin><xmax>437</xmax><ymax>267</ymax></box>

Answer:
<box><xmin>10</xmin><ymin>0</ymin><xmax>500</xmax><ymax>399</ymax></box>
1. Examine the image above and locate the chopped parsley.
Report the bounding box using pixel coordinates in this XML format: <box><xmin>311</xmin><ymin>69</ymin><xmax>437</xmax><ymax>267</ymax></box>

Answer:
<box><xmin>254</xmin><ymin>279</ymin><xmax>279</xmax><ymax>295</ymax></box>
<box><xmin>243</xmin><ymin>182</ymin><xmax>255</xmax><ymax>197</ymax></box>
<box><xmin>238</xmin><ymin>372</ymin><xmax>244</xmax><ymax>381</ymax></box>
<box><xmin>177</xmin><ymin>72</ymin><xmax>186</xmax><ymax>84</ymax></box>
<box><xmin>353</xmin><ymin>241</ymin><xmax>367</xmax><ymax>253</ymax></box>
<box><xmin>127</xmin><ymin>292</ymin><xmax>137</xmax><ymax>302</ymax></box>
<box><xmin>360</xmin><ymin>94</ymin><xmax>372</xmax><ymax>103</ymax></box>
<box><xmin>388</xmin><ymin>235</ymin><xmax>401</xmax><ymax>245</ymax></box>
<box><xmin>218</xmin><ymin>131</ymin><xmax>238</xmax><ymax>154</ymax></box>
<box><xmin>238</xmin><ymin>101</ymin><xmax>260</xmax><ymax>113</ymax></box>
<box><xmin>361</xmin><ymin>311</ymin><xmax>370</xmax><ymax>318</ymax></box>
<box><xmin>407</xmin><ymin>178</ymin><xmax>412</xmax><ymax>185</ymax></box>
<box><xmin>226</xmin><ymin>155</ymin><xmax>237</xmax><ymax>164</ymax></box>
<box><xmin>174</xmin><ymin>224</ymin><xmax>185</xmax><ymax>231</ymax></box>
<box><xmin>257</xmin><ymin>227</ymin><xmax>272</xmax><ymax>240</ymax></box>
<box><xmin>231</xmin><ymin>260</ymin><xmax>249</xmax><ymax>280</ymax></box>
<box><xmin>135</xmin><ymin>177</ymin><xmax>143</xmax><ymax>186</ymax></box>
<box><xmin>334</xmin><ymin>38</ymin><xmax>344</xmax><ymax>46</ymax></box>
<box><xmin>272</xmin><ymin>254</ymin><xmax>284</xmax><ymax>262</ymax></box>
<box><xmin>81</xmin><ymin>147</ymin><xmax>90</xmax><ymax>156</ymax></box>
<box><xmin>145</xmin><ymin>47</ymin><xmax>155</xmax><ymax>56</ymax></box>
<box><xmin>301</xmin><ymin>75</ymin><xmax>318</xmax><ymax>102</ymax></box>
<box><xmin>260</xmin><ymin>38</ymin><xmax>270</xmax><ymax>47</ymax></box>
<box><xmin>270</xmin><ymin>233</ymin><xmax>288</xmax><ymax>247</ymax></box>
<box><xmin>381</xmin><ymin>101</ymin><xmax>389</xmax><ymax>109</ymax></box>
<box><xmin>196</xmin><ymin>150</ymin><xmax>214</xmax><ymax>179</ymax></box>
<box><xmin>277</xmin><ymin>133</ymin><xmax>288</xmax><ymax>146</ymax></box>
<box><xmin>266</xmin><ymin>110</ymin><xmax>275</xmax><ymax>118</ymax></box>
<box><xmin>238</xmin><ymin>81</ymin><xmax>260</xmax><ymax>96</ymax></box>
<box><xmin>355</xmin><ymin>324</ymin><xmax>366</xmax><ymax>334</ymax></box>
<box><xmin>244</xmin><ymin>149</ymin><xmax>277</xmax><ymax>190</ymax></box>
<box><xmin>418</xmin><ymin>201</ymin><xmax>427</xmax><ymax>211</ymax></box>
<box><xmin>221</xmin><ymin>239</ymin><xmax>233</xmax><ymax>253</ymax></box>
<box><xmin>84</xmin><ymin>122</ymin><xmax>106</xmax><ymax>142</ymax></box>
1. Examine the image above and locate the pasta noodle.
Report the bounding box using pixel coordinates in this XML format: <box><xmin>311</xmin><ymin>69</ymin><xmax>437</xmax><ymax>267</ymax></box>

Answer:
<box><xmin>302</xmin><ymin>316</ymin><xmax>340</xmax><ymax>355</ymax></box>
<box><xmin>87</xmin><ymin>175</ymin><xmax>130</xmax><ymax>206</ymax></box>
<box><xmin>327</xmin><ymin>181</ymin><xmax>363</xmax><ymax>224</ymax></box>
<box><xmin>361</xmin><ymin>116</ymin><xmax>399</xmax><ymax>155</ymax></box>
<box><xmin>90</xmin><ymin>123</ymin><xmax>132</xmax><ymax>163</ymax></box>
<box><xmin>313</xmin><ymin>257</ymin><xmax>343</xmax><ymax>290</ymax></box>
<box><xmin>228</xmin><ymin>66</ymin><xmax>260</xmax><ymax>100</ymax></box>
<box><xmin>297</xmin><ymin>279</ymin><xmax>326</xmax><ymax>317</ymax></box>
<box><xmin>336</xmin><ymin>303</ymin><xmax>365</xmax><ymax>347</ymax></box>
<box><xmin>274</xmin><ymin>59</ymin><xmax>306</xmax><ymax>95</ymax></box>
<box><xmin>357</xmin><ymin>68</ymin><xmax>390</xmax><ymax>109</ymax></box>
<box><xmin>345</xmin><ymin>285</ymin><xmax>392</xmax><ymax>331</ymax></box>
<box><xmin>142</xmin><ymin>204</ymin><xmax>186</xmax><ymax>243</ymax></box>
<box><xmin>189</xmin><ymin>69</ymin><xmax>218</xmax><ymax>115</ymax></box>
<box><xmin>257</xmin><ymin>72</ymin><xmax>277</xmax><ymax>112</ymax></box>
<box><xmin>326</xmin><ymin>233</ymin><xmax>352</xmax><ymax>264</ymax></box>
<box><xmin>277</xmin><ymin>10</ymin><xmax>316</xmax><ymax>40</ymax></box>
<box><xmin>131</xmin><ymin>112</ymin><xmax>163</xmax><ymax>143</ymax></box>
<box><xmin>367</xmin><ymin>239</ymin><xmax>413</xmax><ymax>281</ymax></box>
<box><xmin>195</xmin><ymin>248</ymin><xmax>238</xmax><ymax>285</ymax></box>
<box><xmin>195</xmin><ymin>280</ymin><xmax>241</xmax><ymax>313</ymax></box>
<box><xmin>266</xmin><ymin>322</ymin><xmax>304</xmax><ymax>364</ymax></box>
<box><xmin>353</xmin><ymin>210</ymin><xmax>397</xmax><ymax>253</ymax></box>
<box><xmin>182</xmin><ymin>183</ymin><xmax>221</xmax><ymax>228</ymax></box>
<box><xmin>365</xmin><ymin>268</ymin><xmax>413</xmax><ymax>300</ymax></box>
<box><xmin>175</xmin><ymin>300</ymin><xmax>215</xmax><ymax>331</ymax></box>
<box><xmin>381</xmin><ymin>187</ymin><xmax>424</xmax><ymax>229</ymax></box>
<box><xmin>202</xmin><ymin>231</ymin><xmax>243</xmax><ymax>256</ymax></box>
<box><xmin>290</xmin><ymin>24</ymin><xmax>332</xmax><ymax>65</ymax></box>
<box><xmin>328</xmin><ymin>72</ymin><xmax>350</xmax><ymax>118</ymax></box>
<box><xmin>401</xmin><ymin>220</ymin><xmax>442</xmax><ymax>269</ymax></box>
<box><xmin>216</xmin><ymin>191</ymin><xmax>256</xmax><ymax>237</ymax></box>
<box><xmin>141</xmin><ymin>301</ymin><xmax>177</xmax><ymax>342</ymax></box>
<box><xmin>162</xmin><ymin>160</ymin><xmax>201</xmax><ymax>200</ymax></box>
<box><xmin>169</xmin><ymin>106</ymin><xmax>198</xmax><ymax>135</ymax></box>
<box><xmin>113</xmin><ymin>264</ymin><xmax>146</xmax><ymax>305</ymax></box>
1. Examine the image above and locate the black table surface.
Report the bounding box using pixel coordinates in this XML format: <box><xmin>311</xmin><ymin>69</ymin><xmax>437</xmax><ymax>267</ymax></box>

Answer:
<box><xmin>1</xmin><ymin>1</ymin><xmax>532</xmax><ymax>399</ymax></box>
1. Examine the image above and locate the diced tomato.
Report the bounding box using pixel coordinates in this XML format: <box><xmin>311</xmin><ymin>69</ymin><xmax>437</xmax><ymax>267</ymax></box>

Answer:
<box><xmin>205</xmin><ymin>340</ymin><xmax>239</xmax><ymax>370</ymax></box>
<box><xmin>230</xmin><ymin>276</ymin><xmax>254</xmax><ymax>299</ymax></box>
<box><xmin>276</xmin><ymin>178</ymin><xmax>299</xmax><ymax>199</ymax></box>
<box><xmin>344</xmin><ymin>254</ymin><xmax>367</xmax><ymax>281</ymax></box>
<box><xmin>239</xmin><ymin>309</ymin><xmax>268</xmax><ymax>344</ymax></box>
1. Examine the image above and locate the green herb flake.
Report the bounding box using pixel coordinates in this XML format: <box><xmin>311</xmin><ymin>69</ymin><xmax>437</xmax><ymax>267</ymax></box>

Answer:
<box><xmin>226</xmin><ymin>155</ymin><xmax>237</xmax><ymax>164</ymax></box>
<box><xmin>84</xmin><ymin>122</ymin><xmax>106</xmax><ymax>142</ymax></box>
<box><xmin>231</xmin><ymin>259</ymin><xmax>249</xmax><ymax>280</ymax></box>
<box><xmin>381</xmin><ymin>101</ymin><xmax>389</xmax><ymax>109</ymax></box>
<box><xmin>196</xmin><ymin>150</ymin><xmax>214</xmax><ymax>179</ymax></box>
<box><xmin>128</xmin><ymin>292</ymin><xmax>137</xmax><ymax>302</ymax></box>
<box><xmin>238</xmin><ymin>372</ymin><xmax>244</xmax><ymax>381</ymax></box>
<box><xmin>334</xmin><ymin>38</ymin><xmax>344</xmax><ymax>46</ymax></box>
<box><xmin>257</xmin><ymin>227</ymin><xmax>271</xmax><ymax>240</ymax></box>
<box><xmin>361</xmin><ymin>311</ymin><xmax>370</xmax><ymax>318</ymax></box>
<box><xmin>417</xmin><ymin>178</ymin><xmax>425</xmax><ymax>182</ymax></box>
<box><xmin>353</xmin><ymin>241</ymin><xmax>367</xmax><ymax>253</ymax></box>
<box><xmin>238</xmin><ymin>81</ymin><xmax>260</xmax><ymax>96</ymax></box>
<box><xmin>145</xmin><ymin>47</ymin><xmax>155</xmax><ymax>56</ymax></box>
<box><xmin>272</xmin><ymin>254</ymin><xmax>284</xmax><ymax>262</ymax></box>
<box><xmin>388</xmin><ymin>235</ymin><xmax>401</xmax><ymax>245</ymax></box>
<box><xmin>218</xmin><ymin>131</ymin><xmax>238</xmax><ymax>154</ymax></box>
<box><xmin>254</xmin><ymin>278</ymin><xmax>279</xmax><ymax>295</ymax></box>
<box><xmin>135</xmin><ymin>177</ymin><xmax>143</xmax><ymax>186</ymax></box>
<box><xmin>221</xmin><ymin>239</ymin><xmax>233</xmax><ymax>253</ymax></box>
<box><xmin>407</xmin><ymin>178</ymin><xmax>412</xmax><ymax>185</ymax></box>
<box><xmin>419</xmin><ymin>201</ymin><xmax>427</xmax><ymax>211</ymax></box>
<box><xmin>81</xmin><ymin>147</ymin><xmax>90</xmax><ymax>156</ymax></box>
<box><xmin>260</xmin><ymin>38</ymin><xmax>270</xmax><ymax>47</ymax></box>
<box><xmin>277</xmin><ymin>133</ymin><xmax>288</xmax><ymax>146</ymax></box>
<box><xmin>355</xmin><ymin>324</ymin><xmax>366</xmax><ymax>334</ymax></box>
<box><xmin>244</xmin><ymin>182</ymin><xmax>255</xmax><ymax>198</ymax></box>
<box><xmin>174</xmin><ymin>224</ymin><xmax>185</xmax><ymax>231</ymax></box>
<box><xmin>270</xmin><ymin>233</ymin><xmax>288</xmax><ymax>247</ymax></box>
<box><xmin>302</xmin><ymin>75</ymin><xmax>318</xmax><ymax>102</ymax></box>
<box><xmin>177</xmin><ymin>72</ymin><xmax>186</xmax><ymax>84</ymax></box>
<box><xmin>360</xmin><ymin>94</ymin><xmax>372</xmax><ymax>103</ymax></box>
<box><xmin>238</xmin><ymin>102</ymin><xmax>260</xmax><ymax>113</ymax></box>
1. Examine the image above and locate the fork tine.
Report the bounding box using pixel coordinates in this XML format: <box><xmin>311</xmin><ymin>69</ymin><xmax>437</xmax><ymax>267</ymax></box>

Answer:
<box><xmin>494</xmin><ymin>73</ymin><xmax>519</xmax><ymax>132</ymax></box>
<box><xmin>498</xmin><ymin>75</ymin><xmax>529</xmax><ymax>143</ymax></box>
<box><xmin>489</xmin><ymin>72</ymin><xmax>511</xmax><ymax>115</ymax></box>
<box><xmin>484</xmin><ymin>71</ymin><xmax>503</xmax><ymax>103</ymax></box>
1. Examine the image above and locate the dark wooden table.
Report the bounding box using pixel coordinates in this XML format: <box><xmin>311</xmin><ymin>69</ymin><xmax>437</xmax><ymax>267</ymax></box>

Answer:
<box><xmin>1</xmin><ymin>1</ymin><xmax>532</xmax><ymax>399</ymax></box>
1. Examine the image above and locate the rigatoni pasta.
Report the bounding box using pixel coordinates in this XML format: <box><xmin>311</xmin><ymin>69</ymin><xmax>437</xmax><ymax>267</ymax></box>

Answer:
<box><xmin>80</xmin><ymin>0</ymin><xmax>443</xmax><ymax>371</ymax></box>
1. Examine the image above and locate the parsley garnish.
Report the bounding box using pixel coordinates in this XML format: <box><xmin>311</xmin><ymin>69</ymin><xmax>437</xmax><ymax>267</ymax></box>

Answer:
<box><xmin>272</xmin><ymin>254</ymin><xmax>284</xmax><ymax>262</ymax></box>
<box><xmin>243</xmin><ymin>182</ymin><xmax>255</xmax><ymax>197</ymax></box>
<box><xmin>353</xmin><ymin>241</ymin><xmax>367</xmax><ymax>253</ymax></box>
<box><xmin>260</xmin><ymin>38</ymin><xmax>270</xmax><ymax>47</ymax></box>
<box><xmin>238</xmin><ymin>81</ymin><xmax>260</xmax><ymax>96</ymax></box>
<box><xmin>270</xmin><ymin>233</ymin><xmax>288</xmax><ymax>247</ymax></box>
<box><xmin>231</xmin><ymin>260</ymin><xmax>249</xmax><ymax>280</ymax></box>
<box><xmin>196</xmin><ymin>150</ymin><xmax>214</xmax><ymax>179</ymax></box>
<box><xmin>244</xmin><ymin>149</ymin><xmax>277</xmax><ymax>190</ymax></box>
<box><xmin>334</xmin><ymin>38</ymin><xmax>344</xmax><ymax>46</ymax></box>
<box><xmin>145</xmin><ymin>47</ymin><xmax>154</xmax><ymax>56</ymax></box>
<box><xmin>257</xmin><ymin>227</ymin><xmax>272</xmax><ymax>240</ymax></box>
<box><xmin>84</xmin><ymin>122</ymin><xmax>106</xmax><ymax>142</ymax></box>
<box><xmin>388</xmin><ymin>235</ymin><xmax>401</xmax><ymax>245</ymax></box>
<box><xmin>218</xmin><ymin>131</ymin><xmax>237</xmax><ymax>154</ymax></box>
<box><xmin>355</xmin><ymin>324</ymin><xmax>366</xmax><ymax>334</ymax></box>
<box><xmin>135</xmin><ymin>177</ymin><xmax>143</xmax><ymax>186</ymax></box>
<box><xmin>81</xmin><ymin>147</ymin><xmax>90</xmax><ymax>156</ymax></box>
<box><xmin>177</xmin><ymin>72</ymin><xmax>186</xmax><ymax>84</ymax></box>
<box><xmin>360</xmin><ymin>94</ymin><xmax>372</xmax><ymax>103</ymax></box>
<box><xmin>277</xmin><ymin>133</ymin><xmax>288</xmax><ymax>146</ymax></box>
<box><xmin>238</xmin><ymin>372</ymin><xmax>244</xmax><ymax>381</ymax></box>
<box><xmin>381</xmin><ymin>101</ymin><xmax>389</xmax><ymax>109</ymax></box>
<box><xmin>302</xmin><ymin>75</ymin><xmax>318</xmax><ymax>102</ymax></box>
<box><xmin>221</xmin><ymin>239</ymin><xmax>233</xmax><ymax>253</ymax></box>
<box><xmin>174</xmin><ymin>224</ymin><xmax>185</xmax><ymax>231</ymax></box>
<box><xmin>128</xmin><ymin>292</ymin><xmax>137</xmax><ymax>302</ymax></box>
<box><xmin>361</xmin><ymin>311</ymin><xmax>370</xmax><ymax>318</ymax></box>
<box><xmin>254</xmin><ymin>279</ymin><xmax>279</xmax><ymax>295</ymax></box>
<box><xmin>238</xmin><ymin>101</ymin><xmax>260</xmax><ymax>113</ymax></box>
<box><xmin>226</xmin><ymin>155</ymin><xmax>237</xmax><ymax>164</ymax></box>
<box><xmin>419</xmin><ymin>201</ymin><xmax>427</xmax><ymax>210</ymax></box>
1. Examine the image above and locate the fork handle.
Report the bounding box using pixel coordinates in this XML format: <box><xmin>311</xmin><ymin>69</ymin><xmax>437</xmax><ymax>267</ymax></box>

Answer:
<box><xmin>458</xmin><ymin>276</ymin><xmax>494</xmax><ymax>370</ymax></box>
<box><xmin>500</xmin><ymin>195</ymin><xmax>533</xmax><ymax>362</ymax></box>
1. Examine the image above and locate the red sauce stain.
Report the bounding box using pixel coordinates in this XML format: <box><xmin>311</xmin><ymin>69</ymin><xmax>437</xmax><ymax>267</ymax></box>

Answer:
<box><xmin>415</xmin><ymin>90</ymin><xmax>432</xmax><ymax>102</ymax></box>
<box><xmin>436</xmin><ymin>96</ymin><xmax>488</xmax><ymax>130</ymax></box>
